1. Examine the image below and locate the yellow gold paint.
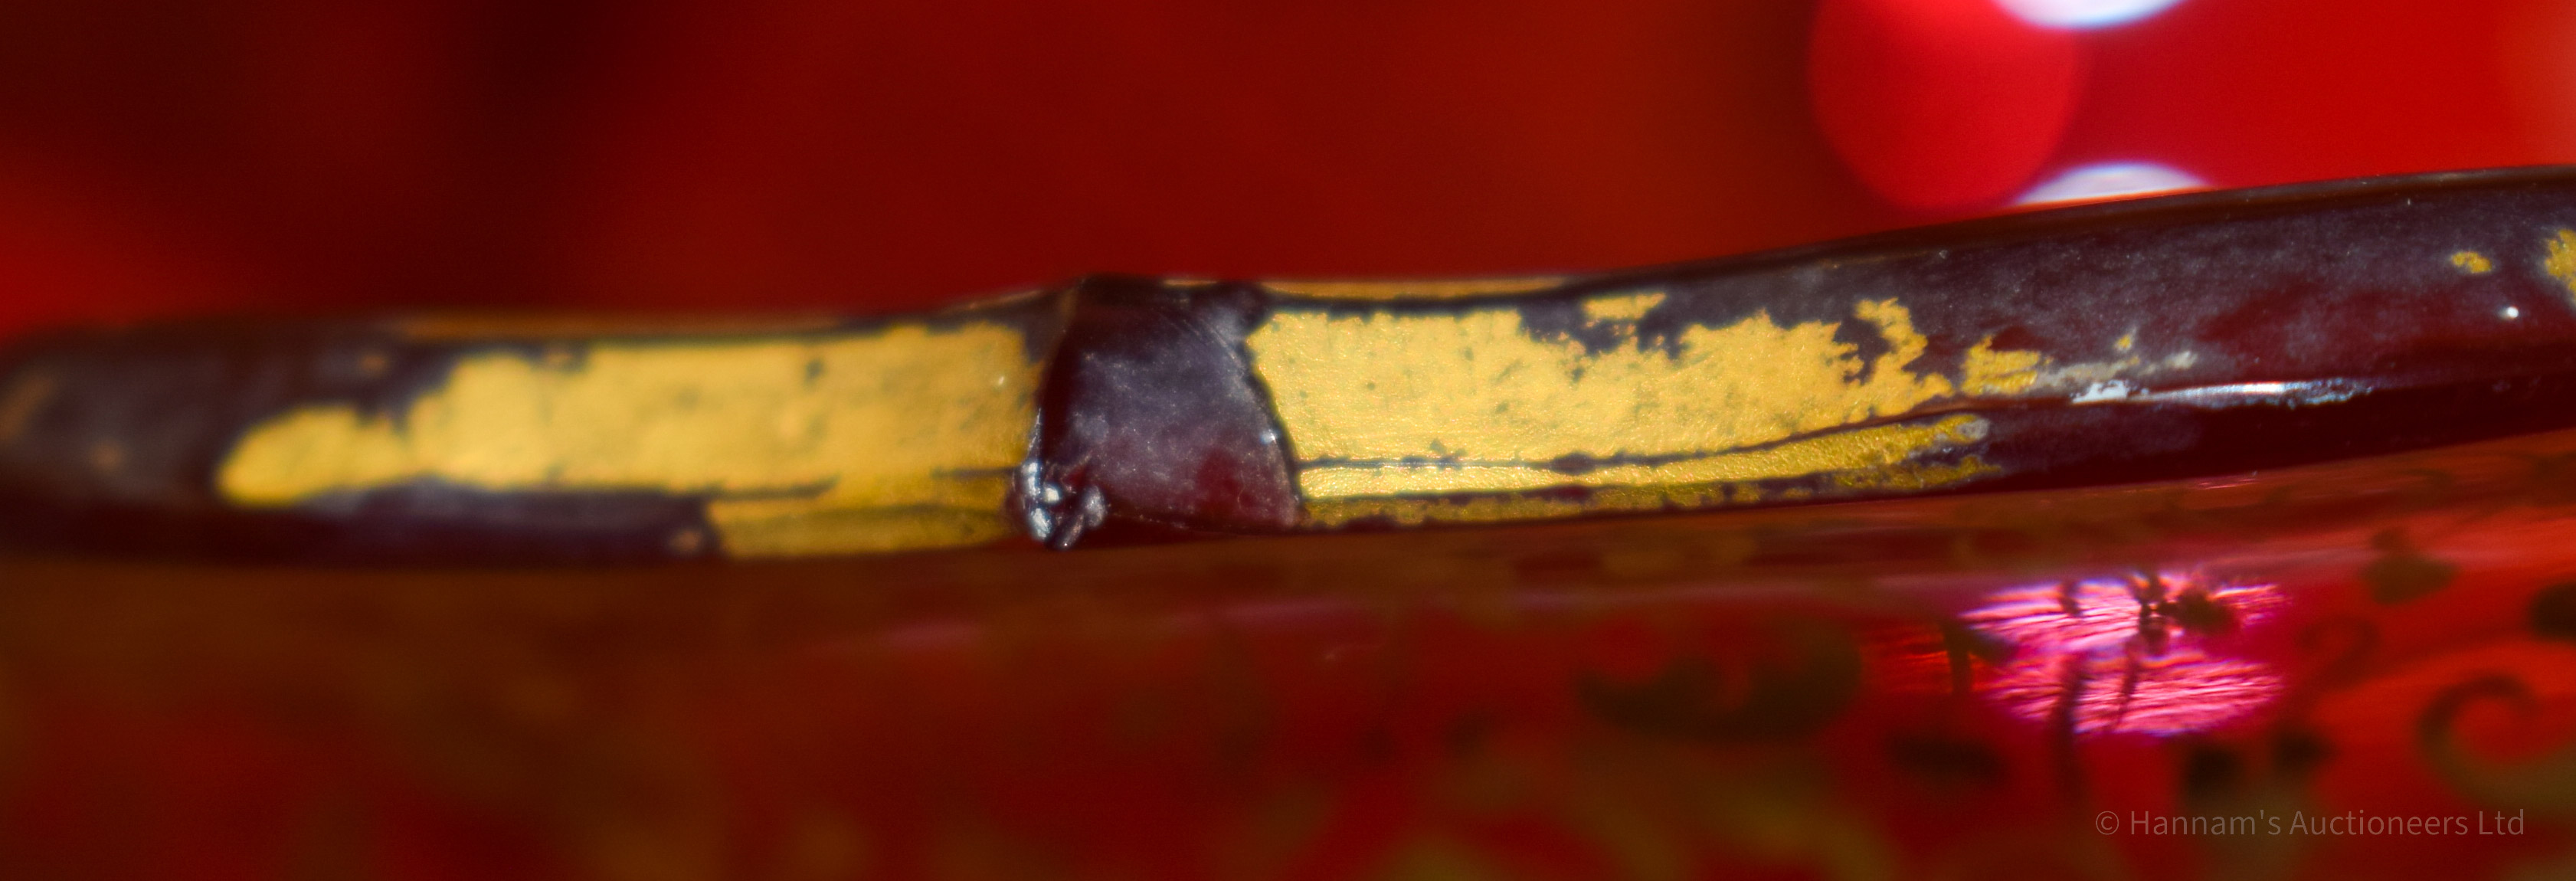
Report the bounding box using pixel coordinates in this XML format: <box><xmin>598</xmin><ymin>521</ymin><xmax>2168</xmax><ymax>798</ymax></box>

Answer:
<box><xmin>1245</xmin><ymin>290</ymin><xmax>2028</xmax><ymax>518</ymax></box>
<box><xmin>217</xmin><ymin>322</ymin><xmax>1039</xmax><ymax>557</ymax></box>
<box><xmin>1249</xmin><ymin>296</ymin><xmax>1956</xmax><ymax>486</ymax></box>
<box><xmin>1960</xmin><ymin>336</ymin><xmax>2047</xmax><ymax>395</ymax></box>
<box><xmin>2546</xmin><ymin>231</ymin><xmax>2576</xmax><ymax>300</ymax></box>
<box><xmin>1963</xmin><ymin>332</ymin><xmax>2175</xmax><ymax>399</ymax></box>
<box><xmin>1301</xmin><ymin>446</ymin><xmax>1998</xmax><ymax>529</ymax></box>
<box><xmin>1295</xmin><ymin>414</ymin><xmax>1987</xmax><ymax>497</ymax></box>
<box><xmin>1580</xmin><ymin>292</ymin><xmax>1664</xmax><ymax>323</ymax></box>
<box><xmin>1828</xmin><ymin>454</ymin><xmax>1999</xmax><ymax>492</ymax></box>
<box><xmin>1259</xmin><ymin>277</ymin><xmax>1566</xmax><ymax>301</ymax></box>
<box><xmin>2451</xmin><ymin>251</ymin><xmax>2495</xmax><ymax>274</ymax></box>
<box><xmin>1306</xmin><ymin>494</ymin><xmax>1591</xmax><ymax>529</ymax></box>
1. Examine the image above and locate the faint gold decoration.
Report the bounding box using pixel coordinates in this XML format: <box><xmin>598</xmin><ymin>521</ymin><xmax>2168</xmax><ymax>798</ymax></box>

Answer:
<box><xmin>2451</xmin><ymin>250</ymin><xmax>2496</xmax><ymax>274</ymax></box>
<box><xmin>218</xmin><ymin>322</ymin><xmax>1039</xmax><ymax>557</ymax></box>
<box><xmin>0</xmin><ymin>371</ymin><xmax>54</xmax><ymax>446</ymax></box>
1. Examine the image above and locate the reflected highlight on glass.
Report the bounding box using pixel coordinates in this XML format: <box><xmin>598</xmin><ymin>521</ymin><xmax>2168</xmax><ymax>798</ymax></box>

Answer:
<box><xmin>1992</xmin><ymin>0</ymin><xmax>2187</xmax><ymax>29</ymax></box>
<box><xmin>2017</xmin><ymin>161</ymin><xmax>2208</xmax><ymax>205</ymax></box>
<box><xmin>1967</xmin><ymin>573</ymin><xmax>2287</xmax><ymax>735</ymax></box>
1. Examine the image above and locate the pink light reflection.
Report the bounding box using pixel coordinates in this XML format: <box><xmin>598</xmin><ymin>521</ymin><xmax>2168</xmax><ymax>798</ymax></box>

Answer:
<box><xmin>1965</xmin><ymin>573</ymin><xmax>2287</xmax><ymax>735</ymax></box>
<box><xmin>1985</xmin><ymin>647</ymin><xmax>2284</xmax><ymax>735</ymax></box>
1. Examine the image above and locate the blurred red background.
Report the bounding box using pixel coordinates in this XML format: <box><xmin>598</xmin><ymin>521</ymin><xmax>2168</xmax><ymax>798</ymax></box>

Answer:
<box><xmin>8</xmin><ymin>3</ymin><xmax>2576</xmax><ymax>879</ymax></box>
<box><xmin>2</xmin><ymin>0</ymin><xmax>2568</xmax><ymax>335</ymax></box>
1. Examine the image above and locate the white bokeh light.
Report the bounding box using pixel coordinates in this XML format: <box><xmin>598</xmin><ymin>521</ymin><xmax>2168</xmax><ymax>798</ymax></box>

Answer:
<box><xmin>1992</xmin><ymin>0</ymin><xmax>2185</xmax><ymax>29</ymax></box>
<box><xmin>2017</xmin><ymin>162</ymin><xmax>2206</xmax><ymax>206</ymax></box>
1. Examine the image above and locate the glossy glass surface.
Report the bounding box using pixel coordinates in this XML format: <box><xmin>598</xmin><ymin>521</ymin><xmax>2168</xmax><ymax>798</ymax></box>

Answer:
<box><xmin>4</xmin><ymin>427</ymin><xmax>2575</xmax><ymax>877</ymax></box>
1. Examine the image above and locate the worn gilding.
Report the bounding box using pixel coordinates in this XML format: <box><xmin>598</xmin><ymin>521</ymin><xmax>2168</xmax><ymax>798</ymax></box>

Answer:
<box><xmin>1303</xmin><ymin>430</ymin><xmax>1998</xmax><ymax>529</ymax></box>
<box><xmin>1962</xmin><ymin>337</ymin><xmax>2047</xmax><ymax>395</ymax></box>
<box><xmin>1245</xmin><ymin>293</ymin><xmax>2012</xmax><ymax>518</ymax></box>
<box><xmin>217</xmin><ymin>323</ymin><xmax>1039</xmax><ymax>557</ymax></box>
<box><xmin>1296</xmin><ymin>414</ymin><xmax>1991</xmax><ymax>498</ymax></box>
<box><xmin>2547</xmin><ymin>230</ymin><xmax>2576</xmax><ymax>301</ymax></box>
